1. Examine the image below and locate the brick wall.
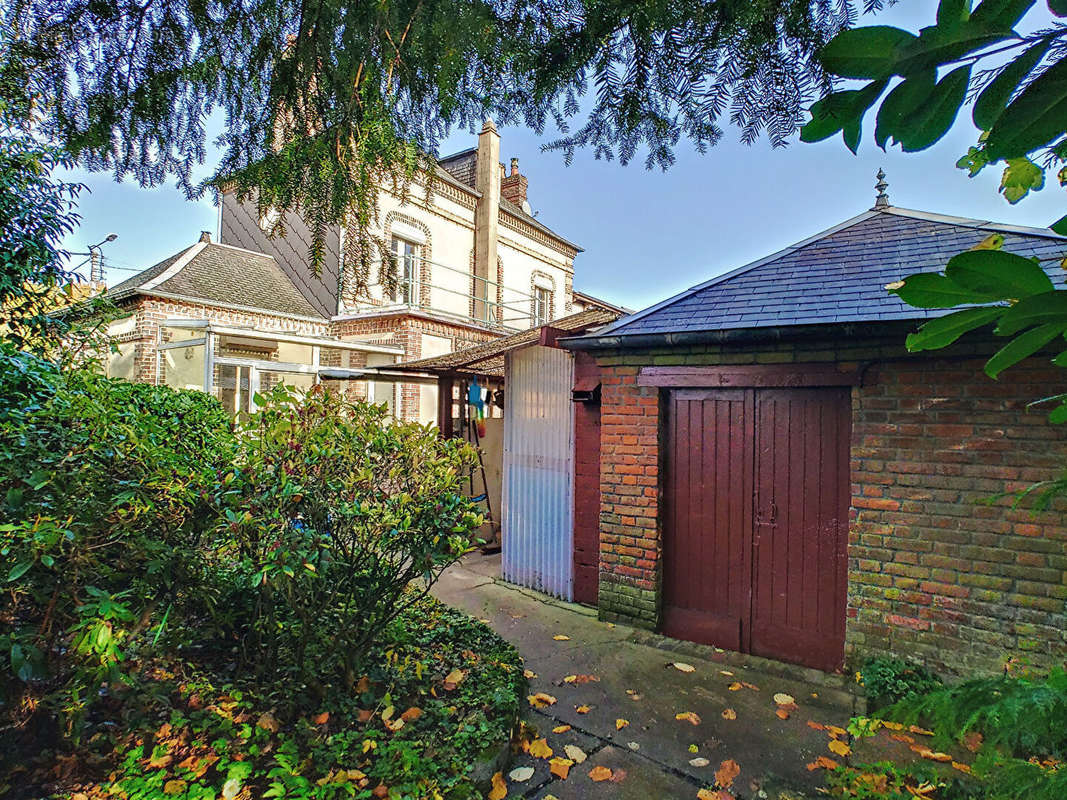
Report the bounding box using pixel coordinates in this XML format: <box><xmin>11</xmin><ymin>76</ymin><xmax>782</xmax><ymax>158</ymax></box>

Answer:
<box><xmin>591</xmin><ymin>333</ymin><xmax>1067</xmax><ymax>676</ymax></box>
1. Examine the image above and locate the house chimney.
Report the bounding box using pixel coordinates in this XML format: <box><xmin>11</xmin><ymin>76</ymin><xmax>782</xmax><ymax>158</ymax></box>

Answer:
<box><xmin>474</xmin><ymin>119</ymin><xmax>501</xmax><ymax>323</ymax></box>
<box><xmin>501</xmin><ymin>157</ymin><xmax>528</xmax><ymax>209</ymax></box>
<box><xmin>199</xmin><ymin>230</ymin><xmax>212</xmax><ymax>243</ymax></box>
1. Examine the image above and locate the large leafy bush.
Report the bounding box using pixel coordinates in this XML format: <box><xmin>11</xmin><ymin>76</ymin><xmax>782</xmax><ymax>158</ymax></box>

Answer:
<box><xmin>215</xmin><ymin>385</ymin><xmax>482</xmax><ymax>693</ymax></box>
<box><xmin>0</xmin><ymin>344</ymin><xmax>233</xmax><ymax>739</ymax></box>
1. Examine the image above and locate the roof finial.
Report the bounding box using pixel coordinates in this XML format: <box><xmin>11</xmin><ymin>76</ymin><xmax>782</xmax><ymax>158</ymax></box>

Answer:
<box><xmin>874</xmin><ymin>168</ymin><xmax>890</xmax><ymax>209</ymax></box>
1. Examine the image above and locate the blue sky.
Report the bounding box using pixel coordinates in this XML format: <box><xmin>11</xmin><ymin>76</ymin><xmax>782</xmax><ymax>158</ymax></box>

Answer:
<box><xmin>60</xmin><ymin>3</ymin><xmax>1065</xmax><ymax>312</ymax></box>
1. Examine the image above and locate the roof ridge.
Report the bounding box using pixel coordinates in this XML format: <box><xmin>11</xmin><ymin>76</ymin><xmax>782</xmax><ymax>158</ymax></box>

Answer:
<box><xmin>206</xmin><ymin>240</ymin><xmax>278</xmax><ymax>259</ymax></box>
<box><xmin>140</xmin><ymin>241</ymin><xmax>206</xmax><ymax>291</ymax></box>
<box><xmin>882</xmin><ymin>206</ymin><xmax>1067</xmax><ymax>240</ymax></box>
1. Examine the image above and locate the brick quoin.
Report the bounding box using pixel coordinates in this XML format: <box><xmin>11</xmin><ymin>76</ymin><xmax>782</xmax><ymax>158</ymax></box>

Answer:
<box><xmin>592</xmin><ymin>336</ymin><xmax>1067</xmax><ymax>677</ymax></box>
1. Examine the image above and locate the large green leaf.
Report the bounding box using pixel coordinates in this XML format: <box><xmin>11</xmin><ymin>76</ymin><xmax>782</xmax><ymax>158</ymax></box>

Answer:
<box><xmin>801</xmin><ymin>81</ymin><xmax>887</xmax><ymax>151</ymax></box>
<box><xmin>969</xmin><ymin>0</ymin><xmax>1037</xmax><ymax>30</ymax></box>
<box><xmin>896</xmin><ymin>65</ymin><xmax>972</xmax><ymax>151</ymax></box>
<box><xmin>1051</xmin><ymin>0</ymin><xmax>1067</xmax><ymax>17</ymax></box>
<box><xmin>820</xmin><ymin>26</ymin><xmax>917</xmax><ymax>79</ymax></box>
<box><xmin>937</xmin><ymin>0</ymin><xmax>973</xmax><ymax>29</ymax></box>
<box><xmin>972</xmin><ymin>38</ymin><xmax>1051</xmax><ymax>131</ymax></box>
<box><xmin>985</xmin><ymin>322</ymin><xmax>1067</xmax><ymax>378</ymax></box>
<box><xmin>1050</xmin><ymin>213</ymin><xmax>1067</xmax><ymax>235</ymax></box>
<box><xmin>996</xmin><ymin>291</ymin><xmax>1067</xmax><ymax>334</ymax></box>
<box><xmin>894</xmin><ymin>24</ymin><xmax>1007</xmax><ymax>75</ymax></box>
<box><xmin>945</xmin><ymin>248</ymin><xmax>1054</xmax><ymax>297</ymax></box>
<box><xmin>986</xmin><ymin>57</ymin><xmax>1067</xmax><ymax>159</ymax></box>
<box><xmin>875</xmin><ymin>72</ymin><xmax>936</xmax><ymax>149</ymax></box>
<box><xmin>891</xmin><ymin>271</ymin><xmax>1005</xmax><ymax>307</ymax></box>
<box><xmin>905</xmin><ymin>307</ymin><xmax>1005</xmax><ymax>351</ymax></box>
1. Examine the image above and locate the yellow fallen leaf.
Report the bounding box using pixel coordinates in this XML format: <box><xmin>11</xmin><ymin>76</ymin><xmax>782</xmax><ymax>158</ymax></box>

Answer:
<box><xmin>443</xmin><ymin>669</ymin><xmax>466</xmax><ymax>690</ymax></box>
<box><xmin>553</xmin><ymin>634</ymin><xmax>571</xmax><ymax>641</ymax></box>
<box><xmin>549</xmin><ymin>757</ymin><xmax>573</xmax><ymax>779</ymax></box>
<box><xmin>719</xmin><ymin>670</ymin><xmax>734</xmax><ymax>677</ymax></box>
<box><xmin>676</xmin><ymin>711</ymin><xmax>702</xmax><ymax>726</ymax></box>
<box><xmin>563</xmin><ymin>674</ymin><xmax>578</xmax><ymax>683</ymax></box>
<box><xmin>575</xmin><ymin>704</ymin><xmax>592</xmax><ymax>714</ymax></box>
<box><xmin>552</xmin><ymin>724</ymin><xmax>572</xmax><ymax>734</ymax></box>
<box><xmin>616</xmin><ymin>718</ymin><xmax>629</xmax><ymax>730</ymax></box>
<box><xmin>828</xmin><ymin>739</ymin><xmax>851</xmax><ymax>757</ymax></box>
<box><xmin>881</xmin><ymin>721</ymin><xmax>904</xmax><ymax>731</ymax></box>
<box><xmin>826</xmin><ymin>724</ymin><xmax>848</xmax><ymax>738</ymax></box>
<box><xmin>257</xmin><ymin>711</ymin><xmax>280</xmax><ymax>732</ymax></box>
<box><xmin>908</xmin><ymin>724</ymin><xmax>935</xmax><ymax>737</ymax></box>
<box><xmin>672</xmin><ymin>662</ymin><xmax>696</xmax><ymax>673</ymax></box>
<box><xmin>523</xmin><ymin>669</ymin><xmax>537</xmax><ymax>679</ymax></box>
<box><xmin>714</xmin><ymin>759</ymin><xmax>740</xmax><ymax>789</ymax></box>
<box><xmin>400</xmin><ymin>706</ymin><xmax>422</xmax><ymax>722</ymax></box>
<box><xmin>529</xmin><ymin>738</ymin><xmax>554</xmax><ymax>759</ymax></box>
<box><xmin>806</xmin><ymin>756</ymin><xmax>840</xmax><ymax>771</ymax></box>
<box><xmin>775</xmin><ymin>708</ymin><xmax>790</xmax><ymax>720</ymax></box>
<box><xmin>721</xmin><ymin>709</ymin><xmax>736</xmax><ymax>720</ymax></box>
<box><xmin>488</xmin><ymin>771</ymin><xmax>507</xmax><ymax>800</ymax></box>
<box><xmin>527</xmin><ymin>692</ymin><xmax>557</xmax><ymax>708</ymax></box>
<box><xmin>742</xmin><ymin>682</ymin><xmax>759</xmax><ymax>691</ymax></box>
<box><xmin>564</xmin><ymin>744</ymin><xmax>587</xmax><ymax>763</ymax></box>
<box><xmin>312</xmin><ymin>711</ymin><xmax>330</xmax><ymax>725</ymax></box>
<box><xmin>588</xmin><ymin>766</ymin><xmax>612</xmax><ymax>782</ymax></box>
<box><xmin>772</xmin><ymin>693</ymin><xmax>795</xmax><ymax>706</ymax></box>
<box><xmin>698</xmin><ymin>790</ymin><xmax>734</xmax><ymax>800</ymax></box>
<box><xmin>952</xmin><ymin>761</ymin><xmax>972</xmax><ymax>774</ymax></box>
<box><xmin>163</xmin><ymin>780</ymin><xmax>187</xmax><ymax>795</ymax></box>
<box><xmin>728</xmin><ymin>682</ymin><xmax>742</xmax><ymax>691</ymax></box>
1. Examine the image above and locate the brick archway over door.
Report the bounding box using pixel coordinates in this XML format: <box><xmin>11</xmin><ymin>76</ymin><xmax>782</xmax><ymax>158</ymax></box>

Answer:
<box><xmin>663</xmin><ymin>385</ymin><xmax>850</xmax><ymax>672</ymax></box>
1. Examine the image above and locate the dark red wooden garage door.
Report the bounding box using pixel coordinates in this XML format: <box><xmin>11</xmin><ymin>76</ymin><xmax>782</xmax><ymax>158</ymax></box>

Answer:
<box><xmin>663</xmin><ymin>386</ymin><xmax>849</xmax><ymax>672</ymax></box>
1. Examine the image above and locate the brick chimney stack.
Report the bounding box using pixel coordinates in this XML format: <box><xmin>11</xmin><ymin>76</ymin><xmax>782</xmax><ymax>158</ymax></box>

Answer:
<box><xmin>501</xmin><ymin>157</ymin><xmax>528</xmax><ymax>209</ymax></box>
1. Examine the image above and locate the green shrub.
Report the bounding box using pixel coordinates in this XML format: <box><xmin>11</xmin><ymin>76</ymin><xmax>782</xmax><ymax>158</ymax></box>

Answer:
<box><xmin>859</xmin><ymin>656</ymin><xmax>942</xmax><ymax>709</ymax></box>
<box><xmin>215</xmin><ymin>384</ymin><xmax>482</xmax><ymax>694</ymax></box>
<box><xmin>0</xmin><ymin>345</ymin><xmax>233</xmax><ymax>738</ymax></box>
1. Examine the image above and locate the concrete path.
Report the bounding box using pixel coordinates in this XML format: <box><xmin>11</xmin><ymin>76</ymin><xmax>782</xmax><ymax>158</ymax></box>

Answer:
<box><xmin>432</xmin><ymin>554</ymin><xmax>908</xmax><ymax>800</ymax></box>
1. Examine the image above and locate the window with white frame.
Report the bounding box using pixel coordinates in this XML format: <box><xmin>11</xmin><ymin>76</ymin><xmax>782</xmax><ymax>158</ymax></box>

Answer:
<box><xmin>533</xmin><ymin>285</ymin><xmax>552</xmax><ymax>326</ymax></box>
<box><xmin>390</xmin><ymin>236</ymin><xmax>420</xmax><ymax>305</ymax></box>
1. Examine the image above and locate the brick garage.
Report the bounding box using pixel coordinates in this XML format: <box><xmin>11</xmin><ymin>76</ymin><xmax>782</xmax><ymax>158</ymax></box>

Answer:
<box><xmin>563</xmin><ymin>204</ymin><xmax>1067</xmax><ymax>677</ymax></box>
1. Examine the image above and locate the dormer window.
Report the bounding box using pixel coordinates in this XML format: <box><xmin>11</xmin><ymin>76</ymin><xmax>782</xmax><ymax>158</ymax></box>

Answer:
<box><xmin>390</xmin><ymin>236</ymin><xmax>420</xmax><ymax>306</ymax></box>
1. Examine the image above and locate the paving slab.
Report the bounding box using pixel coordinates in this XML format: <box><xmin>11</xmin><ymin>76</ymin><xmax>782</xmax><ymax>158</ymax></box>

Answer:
<box><xmin>432</xmin><ymin>554</ymin><xmax>900</xmax><ymax>799</ymax></box>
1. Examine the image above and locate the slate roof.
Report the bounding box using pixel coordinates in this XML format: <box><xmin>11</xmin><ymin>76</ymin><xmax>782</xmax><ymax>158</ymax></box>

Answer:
<box><xmin>595</xmin><ymin>207</ymin><xmax>1067</xmax><ymax>339</ymax></box>
<box><xmin>108</xmin><ymin>240</ymin><xmax>324</xmax><ymax>319</ymax></box>
<box><xmin>391</xmin><ymin>308</ymin><xmax>619</xmax><ymax>377</ymax></box>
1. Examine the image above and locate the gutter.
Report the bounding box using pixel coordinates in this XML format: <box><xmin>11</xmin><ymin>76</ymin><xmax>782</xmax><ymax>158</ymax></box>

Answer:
<box><xmin>558</xmin><ymin>319</ymin><xmax>924</xmax><ymax>351</ymax></box>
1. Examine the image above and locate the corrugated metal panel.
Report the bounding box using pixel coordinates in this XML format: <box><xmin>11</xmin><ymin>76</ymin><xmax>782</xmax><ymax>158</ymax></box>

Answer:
<box><xmin>501</xmin><ymin>345</ymin><xmax>575</xmax><ymax>600</ymax></box>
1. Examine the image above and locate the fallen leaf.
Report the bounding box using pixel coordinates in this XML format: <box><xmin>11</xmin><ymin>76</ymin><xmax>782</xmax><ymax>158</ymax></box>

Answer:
<box><xmin>688</xmin><ymin>744</ymin><xmax>699</xmax><ymax>753</ymax></box>
<box><xmin>508</xmin><ymin>766</ymin><xmax>535</xmax><ymax>783</ymax></box>
<box><xmin>588</xmin><ymin>766</ymin><xmax>613</xmax><ymax>782</ymax></box>
<box><xmin>552</xmin><ymin>724</ymin><xmax>572</xmax><ymax>734</ymax></box>
<box><xmin>563</xmin><ymin>674</ymin><xmax>577</xmax><ymax>683</ymax></box>
<box><xmin>527</xmin><ymin>692</ymin><xmax>557</xmax><ymax>708</ymax></box>
<box><xmin>257</xmin><ymin>712</ymin><xmax>280</xmax><ymax>733</ymax></box>
<box><xmin>963</xmin><ymin>731</ymin><xmax>983</xmax><ymax>752</ymax></box>
<box><xmin>806</xmin><ymin>756</ymin><xmax>840</xmax><ymax>771</ymax></box>
<box><xmin>356</xmin><ymin>709</ymin><xmax>374</xmax><ymax>723</ymax></box>
<box><xmin>952</xmin><ymin>761</ymin><xmax>972</xmax><ymax>774</ymax></box>
<box><xmin>881</xmin><ymin>721</ymin><xmax>904</xmax><ymax>731</ymax></box>
<box><xmin>565</xmin><ymin>744</ymin><xmax>588</xmax><ymax>763</ymax></box>
<box><xmin>719</xmin><ymin>670</ymin><xmax>734</xmax><ymax>676</ymax></box>
<box><xmin>728</xmin><ymin>682</ymin><xmax>742</xmax><ymax>691</ymax></box>
<box><xmin>563</xmin><ymin>673</ymin><xmax>599</xmax><ymax>684</ymax></box>
<box><xmin>529</xmin><ymin>738</ymin><xmax>554</xmax><ymax>759</ymax></box>
<box><xmin>443</xmin><ymin>669</ymin><xmax>466</xmax><ymax>690</ymax></box>
<box><xmin>690</xmin><ymin>757</ymin><xmax>710</xmax><ymax>768</ymax></box>
<box><xmin>826</xmin><ymin>724</ymin><xmax>848</xmax><ymax>738</ymax></box>
<box><xmin>163</xmin><ymin>780</ymin><xmax>187</xmax><ymax>795</ymax></box>
<box><xmin>383</xmin><ymin>716</ymin><xmax>405</xmax><ymax>732</ymax></box>
<box><xmin>912</xmin><ymin>746</ymin><xmax>952</xmax><ymax>763</ymax></box>
<box><xmin>772</xmin><ymin>693</ymin><xmax>795</xmax><ymax>706</ymax></box>
<box><xmin>627</xmin><ymin>741</ymin><xmax>640</xmax><ymax>751</ymax></box>
<box><xmin>478</xmin><ymin>618</ymin><xmax>491</xmax><ymax>623</ymax></box>
<box><xmin>611</xmin><ymin>768</ymin><xmax>628</xmax><ymax>783</ymax></box>
<box><xmin>714</xmin><ymin>759</ymin><xmax>741</xmax><ymax>789</ymax></box>
<box><xmin>721</xmin><ymin>708</ymin><xmax>737</xmax><ymax>720</ymax></box>
<box><xmin>575</xmin><ymin>704</ymin><xmax>592</xmax><ymax>714</ymax></box>
<box><xmin>400</xmin><ymin>706</ymin><xmax>422</xmax><ymax>722</ymax></box>
<box><xmin>673</xmin><ymin>662</ymin><xmax>696</xmax><ymax>673</ymax></box>
<box><xmin>549</xmin><ymin>758</ymin><xmax>573</xmax><ymax>779</ymax></box>
<box><xmin>488</xmin><ymin>772</ymin><xmax>507</xmax><ymax>800</ymax></box>
<box><xmin>312</xmin><ymin>711</ymin><xmax>330</xmax><ymax>725</ymax></box>
<box><xmin>806</xmin><ymin>721</ymin><xmax>825</xmax><ymax>731</ymax></box>
<box><xmin>676</xmin><ymin>711</ymin><xmax>702</xmax><ymax>725</ymax></box>
<box><xmin>553</xmin><ymin>634</ymin><xmax>571</xmax><ymax>641</ymax></box>
<box><xmin>355</xmin><ymin>676</ymin><xmax>371</xmax><ymax>693</ymax></box>
<box><xmin>828</xmin><ymin>739</ymin><xmax>851</xmax><ymax>757</ymax></box>
<box><xmin>908</xmin><ymin>724</ymin><xmax>934</xmax><ymax>736</ymax></box>
<box><xmin>523</xmin><ymin>669</ymin><xmax>537</xmax><ymax>679</ymax></box>
<box><xmin>742</xmin><ymin>682</ymin><xmax>759</xmax><ymax>691</ymax></box>
<box><xmin>775</xmin><ymin>708</ymin><xmax>790</xmax><ymax>720</ymax></box>
<box><xmin>890</xmin><ymin>733</ymin><xmax>915</xmax><ymax>744</ymax></box>
<box><xmin>616</xmin><ymin>718</ymin><xmax>629</xmax><ymax>730</ymax></box>
<box><xmin>698</xmin><ymin>790</ymin><xmax>735</xmax><ymax>800</ymax></box>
